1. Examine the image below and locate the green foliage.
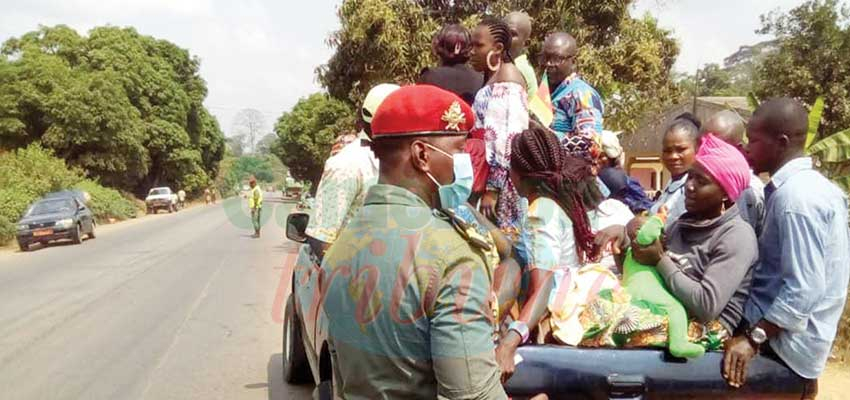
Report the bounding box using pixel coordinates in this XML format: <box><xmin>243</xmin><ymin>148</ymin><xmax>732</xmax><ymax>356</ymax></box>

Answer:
<box><xmin>73</xmin><ymin>179</ymin><xmax>138</xmax><ymax>221</ymax></box>
<box><xmin>677</xmin><ymin>63</ymin><xmax>743</xmax><ymax>97</ymax></box>
<box><xmin>747</xmin><ymin>92</ymin><xmax>761</xmax><ymax>111</ymax></box>
<box><xmin>0</xmin><ymin>144</ymin><xmax>82</xmax><ymax>227</ymax></box>
<box><xmin>318</xmin><ymin>0</ymin><xmax>680</xmax><ymax>133</ymax></box>
<box><xmin>808</xmin><ymin>129</ymin><xmax>850</xmax><ymax>162</ymax></box>
<box><xmin>805</xmin><ymin>97</ymin><xmax>825</xmax><ymax>150</ymax></box>
<box><xmin>215</xmin><ymin>154</ymin><xmax>286</xmax><ymax>197</ymax></box>
<box><xmin>0</xmin><ymin>144</ymin><xmax>136</xmax><ymax>242</ymax></box>
<box><xmin>0</xmin><ymin>25</ymin><xmax>225</xmax><ymax>195</ymax></box>
<box><xmin>273</xmin><ymin>93</ymin><xmax>357</xmax><ymax>189</ymax></box>
<box><xmin>754</xmin><ymin>0</ymin><xmax>850</xmax><ymax>137</ymax></box>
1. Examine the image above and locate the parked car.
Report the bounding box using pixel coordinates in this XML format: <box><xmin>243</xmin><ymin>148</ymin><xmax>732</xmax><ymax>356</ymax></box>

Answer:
<box><xmin>145</xmin><ymin>187</ymin><xmax>179</xmax><ymax>214</ymax></box>
<box><xmin>16</xmin><ymin>194</ymin><xmax>96</xmax><ymax>251</ymax></box>
<box><xmin>282</xmin><ymin>213</ymin><xmax>809</xmax><ymax>400</ymax></box>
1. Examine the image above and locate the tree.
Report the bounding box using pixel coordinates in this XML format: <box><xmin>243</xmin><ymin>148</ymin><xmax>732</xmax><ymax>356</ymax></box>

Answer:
<box><xmin>273</xmin><ymin>93</ymin><xmax>356</xmax><ymax>190</ymax></box>
<box><xmin>226</xmin><ymin>134</ymin><xmax>246</xmax><ymax>157</ymax></box>
<box><xmin>678</xmin><ymin>63</ymin><xmax>739</xmax><ymax>97</ymax></box>
<box><xmin>232</xmin><ymin>108</ymin><xmax>267</xmax><ymax>154</ymax></box>
<box><xmin>754</xmin><ymin>0</ymin><xmax>850</xmax><ymax>137</ymax></box>
<box><xmin>0</xmin><ymin>25</ymin><xmax>225</xmax><ymax>195</ymax></box>
<box><xmin>256</xmin><ymin>133</ymin><xmax>277</xmax><ymax>155</ymax></box>
<box><xmin>317</xmin><ymin>0</ymin><xmax>680</xmax><ymax>132</ymax></box>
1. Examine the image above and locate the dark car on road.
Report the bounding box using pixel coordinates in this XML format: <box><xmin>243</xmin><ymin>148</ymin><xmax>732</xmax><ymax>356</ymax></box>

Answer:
<box><xmin>15</xmin><ymin>194</ymin><xmax>96</xmax><ymax>251</ymax></box>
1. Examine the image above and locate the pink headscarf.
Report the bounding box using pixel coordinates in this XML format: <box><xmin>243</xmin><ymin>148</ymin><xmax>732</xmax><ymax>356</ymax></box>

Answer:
<box><xmin>695</xmin><ymin>134</ymin><xmax>751</xmax><ymax>202</ymax></box>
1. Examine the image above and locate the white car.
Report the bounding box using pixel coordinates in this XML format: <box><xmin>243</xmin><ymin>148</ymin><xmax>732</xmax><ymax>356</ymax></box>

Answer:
<box><xmin>145</xmin><ymin>187</ymin><xmax>179</xmax><ymax>214</ymax></box>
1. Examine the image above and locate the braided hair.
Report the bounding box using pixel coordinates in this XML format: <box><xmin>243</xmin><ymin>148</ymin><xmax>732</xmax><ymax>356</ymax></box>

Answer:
<box><xmin>479</xmin><ymin>16</ymin><xmax>513</xmax><ymax>62</ymax></box>
<box><xmin>511</xmin><ymin>126</ymin><xmax>602</xmax><ymax>263</ymax></box>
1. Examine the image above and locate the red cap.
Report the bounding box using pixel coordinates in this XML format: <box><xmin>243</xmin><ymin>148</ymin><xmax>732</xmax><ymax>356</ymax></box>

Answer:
<box><xmin>371</xmin><ymin>85</ymin><xmax>474</xmax><ymax>139</ymax></box>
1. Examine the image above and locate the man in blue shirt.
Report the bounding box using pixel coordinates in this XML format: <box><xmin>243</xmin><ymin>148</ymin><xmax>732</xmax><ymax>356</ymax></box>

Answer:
<box><xmin>540</xmin><ymin>32</ymin><xmax>604</xmax><ymax>160</ymax></box>
<box><xmin>723</xmin><ymin>98</ymin><xmax>850</xmax><ymax>398</ymax></box>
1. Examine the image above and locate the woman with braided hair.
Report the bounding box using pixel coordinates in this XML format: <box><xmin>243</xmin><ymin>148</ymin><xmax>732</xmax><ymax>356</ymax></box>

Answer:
<box><xmin>468</xmin><ymin>16</ymin><xmax>529</xmax><ymax>244</ymax></box>
<box><xmin>495</xmin><ymin>126</ymin><xmax>633</xmax><ymax>383</ymax></box>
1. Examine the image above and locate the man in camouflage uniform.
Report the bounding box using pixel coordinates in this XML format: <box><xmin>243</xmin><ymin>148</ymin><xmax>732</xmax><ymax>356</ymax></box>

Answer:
<box><xmin>321</xmin><ymin>85</ymin><xmax>507</xmax><ymax>399</ymax></box>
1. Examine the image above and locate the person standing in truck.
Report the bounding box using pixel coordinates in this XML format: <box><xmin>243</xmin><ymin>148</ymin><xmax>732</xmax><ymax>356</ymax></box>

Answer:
<box><xmin>723</xmin><ymin>98</ymin><xmax>850</xmax><ymax>399</ymax></box>
<box><xmin>304</xmin><ymin>83</ymin><xmax>400</xmax><ymax>260</ymax></box>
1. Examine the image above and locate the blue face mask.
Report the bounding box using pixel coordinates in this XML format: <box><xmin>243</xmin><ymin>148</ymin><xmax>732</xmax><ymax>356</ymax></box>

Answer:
<box><xmin>425</xmin><ymin>144</ymin><xmax>473</xmax><ymax>210</ymax></box>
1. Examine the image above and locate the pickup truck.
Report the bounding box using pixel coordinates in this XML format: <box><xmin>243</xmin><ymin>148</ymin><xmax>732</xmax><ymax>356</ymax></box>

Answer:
<box><xmin>145</xmin><ymin>187</ymin><xmax>179</xmax><ymax>214</ymax></box>
<box><xmin>282</xmin><ymin>213</ymin><xmax>808</xmax><ymax>400</ymax></box>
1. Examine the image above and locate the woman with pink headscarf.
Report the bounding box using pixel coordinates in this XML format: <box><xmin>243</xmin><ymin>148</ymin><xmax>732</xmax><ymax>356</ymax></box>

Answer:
<box><xmin>629</xmin><ymin>134</ymin><xmax>758</xmax><ymax>335</ymax></box>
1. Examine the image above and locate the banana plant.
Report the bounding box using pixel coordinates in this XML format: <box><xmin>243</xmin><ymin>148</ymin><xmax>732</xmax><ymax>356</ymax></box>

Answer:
<box><xmin>808</xmin><ymin>129</ymin><xmax>850</xmax><ymax>192</ymax></box>
<box><xmin>804</xmin><ymin>97</ymin><xmax>825</xmax><ymax>150</ymax></box>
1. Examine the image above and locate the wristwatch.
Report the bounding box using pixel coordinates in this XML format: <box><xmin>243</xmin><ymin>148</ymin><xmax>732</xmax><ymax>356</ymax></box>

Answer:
<box><xmin>747</xmin><ymin>326</ymin><xmax>768</xmax><ymax>347</ymax></box>
<box><xmin>507</xmin><ymin>321</ymin><xmax>530</xmax><ymax>345</ymax></box>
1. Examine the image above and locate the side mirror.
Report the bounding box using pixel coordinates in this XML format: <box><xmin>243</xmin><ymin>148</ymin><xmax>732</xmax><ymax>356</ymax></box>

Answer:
<box><xmin>286</xmin><ymin>213</ymin><xmax>310</xmax><ymax>243</ymax></box>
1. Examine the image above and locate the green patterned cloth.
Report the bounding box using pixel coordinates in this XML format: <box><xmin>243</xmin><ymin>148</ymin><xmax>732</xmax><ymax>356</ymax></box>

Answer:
<box><xmin>578</xmin><ymin>288</ymin><xmax>728</xmax><ymax>352</ymax></box>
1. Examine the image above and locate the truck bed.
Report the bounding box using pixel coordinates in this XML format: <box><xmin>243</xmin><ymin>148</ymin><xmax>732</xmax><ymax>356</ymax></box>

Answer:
<box><xmin>504</xmin><ymin>345</ymin><xmax>807</xmax><ymax>399</ymax></box>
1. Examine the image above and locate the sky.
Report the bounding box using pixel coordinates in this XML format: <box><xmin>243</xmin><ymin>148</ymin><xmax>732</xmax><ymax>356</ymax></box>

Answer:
<box><xmin>0</xmin><ymin>0</ymin><xmax>811</xmax><ymax>137</ymax></box>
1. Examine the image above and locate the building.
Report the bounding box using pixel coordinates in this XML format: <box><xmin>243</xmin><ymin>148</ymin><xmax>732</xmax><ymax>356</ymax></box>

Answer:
<box><xmin>620</xmin><ymin>97</ymin><xmax>752</xmax><ymax>196</ymax></box>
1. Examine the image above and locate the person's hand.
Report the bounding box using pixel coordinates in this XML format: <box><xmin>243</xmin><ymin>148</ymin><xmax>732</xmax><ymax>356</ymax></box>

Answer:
<box><xmin>631</xmin><ymin>238</ymin><xmax>664</xmax><ymax>266</ymax></box>
<box><xmin>495</xmin><ymin>331</ymin><xmax>522</xmax><ymax>384</ymax></box>
<box><xmin>594</xmin><ymin>225</ymin><xmax>628</xmax><ymax>255</ymax></box>
<box><xmin>723</xmin><ymin>335</ymin><xmax>757</xmax><ymax>388</ymax></box>
<box><xmin>480</xmin><ymin>191</ymin><xmax>499</xmax><ymax>222</ymax></box>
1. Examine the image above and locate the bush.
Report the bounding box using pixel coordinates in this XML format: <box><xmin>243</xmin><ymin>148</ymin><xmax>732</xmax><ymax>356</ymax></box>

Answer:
<box><xmin>0</xmin><ymin>144</ymin><xmax>138</xmax><ymax>242</ymax></box>
<box><xmin>73</xmin><ymin>179</ymin><xmax>138</xmax><ymax>222</ymax></box>
<box><xmin>0</xmin><ymin>216</ymin><xmax>16</xmax><ymax>244</ymax></box>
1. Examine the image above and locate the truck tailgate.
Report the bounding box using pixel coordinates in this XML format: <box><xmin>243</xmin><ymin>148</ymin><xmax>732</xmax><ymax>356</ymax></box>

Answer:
<box><xmin>504</xmin><ymin>345</ymin><xmax>806</xmax><ymax>399</ymax></box>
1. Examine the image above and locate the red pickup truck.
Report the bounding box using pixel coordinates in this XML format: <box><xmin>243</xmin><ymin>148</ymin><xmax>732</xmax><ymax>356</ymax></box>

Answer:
<box><xmin>281</xmin><ymin>212</ymin><xmax>808</xmax><ymax>400</ymax></box>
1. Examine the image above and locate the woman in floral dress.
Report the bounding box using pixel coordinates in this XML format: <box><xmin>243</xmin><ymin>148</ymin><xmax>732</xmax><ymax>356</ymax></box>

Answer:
<box><xmin>468</xmin><ymin>17</ymin><xmax>529</xmax><ymax>241</ymax></box>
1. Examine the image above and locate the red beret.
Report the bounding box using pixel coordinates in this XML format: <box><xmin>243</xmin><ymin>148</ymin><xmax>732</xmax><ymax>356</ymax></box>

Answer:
<box><xmin>371</xmin><ymin>85</ymin><xmax>474</xmax><ymax>139</ymax></box>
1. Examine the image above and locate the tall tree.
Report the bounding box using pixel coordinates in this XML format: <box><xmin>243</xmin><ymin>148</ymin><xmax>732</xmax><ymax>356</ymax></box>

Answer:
<box><xmin>273</xmin><ymin>93</ymin><xmax>356</xmax><ymax>190</ymax></box>
<box><xmin>226</xmin><ymin>134</ymin><xmax>246</xmax><ymax>157</ymax></box>
<box><xmin>255</xmin><ymin>133</ymin><xmax>277</xmax><ymax>155</ymax></box>
<box><xmin>232</xmin><ymin>108</ymin><xmax>267</xmax><ymax>154</ymax></box>
<box><xmin>754</xmin><ymin>0</ymin><xmax>850</xmax><ymax>137</ymax></box>
<box><xmin>317</xmin><ymin>0</ymin><xmax>680</xmax><ymax>132</ymax></box>
<box><xmin>0</xmin><ymin>25</ymin><xmax>225</xmax><ymax>195</ymax></box>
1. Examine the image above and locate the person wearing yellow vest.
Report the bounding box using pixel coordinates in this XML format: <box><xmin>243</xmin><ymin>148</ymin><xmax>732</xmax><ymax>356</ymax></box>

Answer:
<box><xmin>248</xmin><ymin>177</ymin><xmax>263</xmax><ymax>238</ymax></box>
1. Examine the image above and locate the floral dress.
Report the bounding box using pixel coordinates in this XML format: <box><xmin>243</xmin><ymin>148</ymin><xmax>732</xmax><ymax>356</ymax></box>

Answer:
<box><xmin>471</xmin><ymin>82</ymin><xmax>529</xmax><ymax>238</ymax></box>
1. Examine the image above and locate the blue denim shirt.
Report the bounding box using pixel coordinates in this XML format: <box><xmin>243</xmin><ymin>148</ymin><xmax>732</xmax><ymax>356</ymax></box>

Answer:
<box><xmin>744</xmin><ymin>157</ymin><xmax>850</xmax><ymax>379</ymax></box>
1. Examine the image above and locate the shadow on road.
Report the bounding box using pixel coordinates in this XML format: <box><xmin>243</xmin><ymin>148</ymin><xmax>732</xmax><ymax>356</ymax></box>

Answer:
<box><xmin>21</xmin><ymin>238</ymin><xmax>89</xmax><ymax>253</ymax></box>
<box><xmin>266</xmin><ymin>353</ymin><xmax>312</xmax><ymax>400</ymax></box>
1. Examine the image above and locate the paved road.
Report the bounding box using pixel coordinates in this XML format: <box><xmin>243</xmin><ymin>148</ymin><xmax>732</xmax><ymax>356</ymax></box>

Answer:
<box><xmin>0</xmin><ymin>195</ymin><xmax>312</xmax><ymax>400</ymax></box>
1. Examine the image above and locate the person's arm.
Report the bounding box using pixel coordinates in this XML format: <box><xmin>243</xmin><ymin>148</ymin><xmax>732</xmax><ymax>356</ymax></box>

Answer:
<box><xmin>495</xmin><ymin>203</ymin><xmax>563</xmax><ymax>380</ymax></box>
<box><xmin>430</xmin><ymin>260</ymin><xmax>507</xmax><ymax>400</ymax></box>
<box><xmin>762</xmin><ymin>211</ymin><xmax>827</xmax><ymax>333</ymax></box>
<box><xmin>724</xmin><ymin>211</ymin><xmax>828</xmax><ymax>388</ymax></box>
<box><xmin>655</xmin><ymin>226</ymin><xmax>758</xmax><ymax>323</ymax></box>
<box><xmin>305</xmin><ymin>157</ymin><xmax>359</xmax><ymax>244</ymax></box>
